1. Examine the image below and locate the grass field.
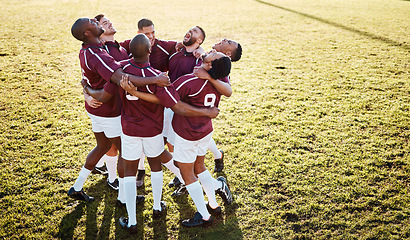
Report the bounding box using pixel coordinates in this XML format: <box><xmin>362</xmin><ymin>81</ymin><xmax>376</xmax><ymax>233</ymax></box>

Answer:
<box><xmin>0</xmin><ymin>0</ymin><xmax>409</xmax><ymax>239</ymax></box>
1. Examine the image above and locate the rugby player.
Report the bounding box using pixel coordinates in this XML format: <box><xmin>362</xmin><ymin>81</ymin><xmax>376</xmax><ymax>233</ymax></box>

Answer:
<box><xmin>192</xmin><ymin>38</ymin><xmax>242</xmax><ymax>172</ymax></box>
<box><xmin>171</xmin><ymin>50</ymin><xmax>233</xmax><ymax>227</ymax></box>
<box><xmin>120</xmin><ymin>18</ymin><xmax>180</xmax><ymax>187</ymax></box>
<box><xmin>82</xmin><ymin>14</ymin><xmax>130</xmax><ymax>191</ymax></box>
<box><xmin>168</xmin><ymin>38</ymin><xmax>242</xmax><ymax>192</ymax></box>
<box><xmin>68</xmin><ymin>17</ymin><xmax>170</xmax><ymax>202</ymax></box>
<box><xmin>117</xmin><ymin>34</ymin><xmax>219</xmax><ymax>233</ymax></box>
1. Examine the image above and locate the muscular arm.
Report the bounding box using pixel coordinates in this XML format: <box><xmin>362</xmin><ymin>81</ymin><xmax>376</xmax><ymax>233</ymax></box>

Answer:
<box><xmin>207</xmin><ymin>78</ymin><xmax>232</xmax><ymax>97</ymax></box>
<box><xmin>120</xmin><ymin>77</ymin><xmax>161</xmax><ymax>104</ymax></box>
<box><xmin>171</xmin><ymin>101</ymin><xmax>219</xmax><ymax>118</ymax></box>
<box><xmin>83</xmin><ymin>89</ymin><xmax>102</xmax><ymax>108</ymax></box>
<box><xmin>81</xmin><ymin>79</ymin><xmax>113</xmax><ymax>103</ymax></box>
<box><xmin>193</xmin><ymin>67</ymin><xmax>232</xmax><ymax>97</ymax></box>
<box><xmin>111</xmin><ymin>68</ymin><xmax>170</xmax><ymax>87</ymax></box>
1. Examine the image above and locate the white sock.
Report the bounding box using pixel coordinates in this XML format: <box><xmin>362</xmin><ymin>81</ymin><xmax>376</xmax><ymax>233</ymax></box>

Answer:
<box><xmin>186</xmin><ymin>181</ymin><xmax>210</xmax><ymax>220</ymax></box>
<box><xmin>124</xmin><ymin>176</ymin><xmax>137</xmax><ymax>226</ymax></box>
<box><xmin>138</xmin><ymin>153</ymin><xmax>145</xmax><ymax>170</ymax></box>
<box><xmin>118</xmin><ymin>177</ymin><xmax>125</xmax><ymax>203</ymax></box>
<box><xmin>198</xmin><ymin>170</ymin><xmax>219</xmax><ymax>209</ymax></box>
<box><xmin>213</xmin><ymin>178</ymin><xmax>223</xmax><ymax>191</ymax></box>
<box><xmin>208</xmin><ymin>138</ymin><xmax>222</xmax><ymax>159</ymax></box>
<box><xmin>162</xmin><ymin>159</ymin><xmax>185</xmax><ymax>185</ymax></box>
<box><xmin>73</xmin><ymin>167</ymin><xmax>91</xmax><ymax>191</ymax></box>
<box><xmin>105</xmin><ymin>155</ymin><xmax>118</xmax><ymax>183</ymax></box>
<box><xmin>95</xmin><ymin>156</ymin><xmax>105</xmax><ymax>168</ymax></box>
<box><xmin>151</xmin><ymin>171</ymin><xmax>163</xmax><ymax>210</ymax></box>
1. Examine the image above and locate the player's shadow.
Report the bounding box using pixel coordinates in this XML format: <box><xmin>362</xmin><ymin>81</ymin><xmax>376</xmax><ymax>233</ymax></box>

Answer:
<box><xmin>255</xmin><ymin>0</ymin><xmax>409</xmax><ymax>51</ymax></box>
<box><xmin>175</xmin><ymin>174</ymin><xmax>243</xmax><ymax>240</ymax></box>
<box><xmin>56</xmin><ymin>177</ymin><xmax>146</xmax><ymax>240</ymax></box>
<box><xmin>56</xmin><ymin>178</ymin><xmax>108</xmax><ymax>239</ymax></box>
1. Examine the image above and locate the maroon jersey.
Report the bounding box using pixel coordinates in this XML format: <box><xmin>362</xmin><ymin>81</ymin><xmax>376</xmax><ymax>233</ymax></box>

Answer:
<box><xmin>120</xmin><ymin>38</ymin><xmax>176</xmax><ymax>72</ymax></box>
<box><xmin>172</xmin><ymin>73</ymin><xmax>228</xmax><ymax>141</ymax></box>
<box><xmin>119</xmin><ymin>60</ymin><xmax>179</xmax><ymax>137</ymax></box>
<box><xmin>103</xmin><ymin>40</ymin><xmax>130</xmax><ymax>61</ymax></box>
<box><xmin>168</xmin><ymin>47</ymin><xmax>202</xmax><ymax>83</ymax></box>
<box><xmin>79</xmin><ymin>43</ymin><xmax>122</xmax><ymax>117</ymax></box>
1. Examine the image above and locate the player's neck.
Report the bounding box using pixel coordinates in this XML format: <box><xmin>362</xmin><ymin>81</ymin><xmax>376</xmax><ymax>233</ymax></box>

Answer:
<box><xmin>133</xmin><ymin>57</ymin><xmax>149</xmax><ymax>64</ymax></box>
<box><xmin>100</xmin><ymin>35</ymin><xmax>115</xmax><ymax>42</ymax></box>
<box><xmin>185</xmin><ymin>44</ymin><xmax>199</xmax><ymax>53</ymax></box>
<box><xmin>83</xmin><ymin>37</ymin><xmax>101</xmax><ymax>45</ymax></box>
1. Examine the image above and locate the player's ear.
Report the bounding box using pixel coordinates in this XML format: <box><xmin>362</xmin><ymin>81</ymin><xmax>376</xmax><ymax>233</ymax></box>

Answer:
<box><xmin>197</xmin><ymin>38</ymin><xmax>203</xmax><ymax>45</ymax></box>
<box><xmin>84</xmin><ymin>30</ymin><xmax>91</xmax><ymax>37</ymax></box>
<box><xmin>225</xmin><ymin>51</ymin><xmax>232</xmax><ymax>58</ymax></box>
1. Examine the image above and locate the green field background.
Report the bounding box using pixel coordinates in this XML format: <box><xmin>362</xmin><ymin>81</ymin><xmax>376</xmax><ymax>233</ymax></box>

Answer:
<box><xmin>0</xmin><ymin>0</ymin><xmax>409</xmax><ymax>239</ymax></box>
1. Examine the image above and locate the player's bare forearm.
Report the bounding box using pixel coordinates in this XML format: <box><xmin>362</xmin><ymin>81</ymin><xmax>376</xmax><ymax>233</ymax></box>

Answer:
<box><xmin>136</xmin><ymin>91</ymin><xmax>161</xmax><ymax>104</ymax></box>
<box><xmin>120</xmin><ymin>77</ymin><xmax>161</xmax><ymax>104</ymax></box>
<box><xmin>81</xmin><ymin>79</ymin><xmax>112</xmax><ymax>103</ymax></box>
<box><xmin>193</xmin><ymin>67</ymin><xmax>232</xmax><ymax>97</ymax></box>
<box><xmin>111</xmin><ymin>68</ymin><xmax>170</xmax><ymax>87</ymax></box>
<box><xmin>84</xmin><ymin>86</ymin><xmax>113</xmax><ymax>103</ymax></box>
<box><xmin>208</xmin><ymin>78</ymin><xmax>232</xmax><ymax>97</ymax></box>
<box><xmin>83</xmin><ymin>89</ymin><xmax>103</xmax><ymax>108</ymax></box>
<box><xmin>171</xmin><ymin>101</ymin><xmax>219</xmax><ymax>118</ymax></box>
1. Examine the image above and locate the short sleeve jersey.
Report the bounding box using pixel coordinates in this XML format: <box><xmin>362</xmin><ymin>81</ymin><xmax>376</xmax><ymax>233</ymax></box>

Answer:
<box><xmin>172</xmin><ymin>73</ymin><xmax>229</xmax><ymax>141</ymax></box>
<box><xmin>103</xmin><ymin>40</ymin><xmax>130</xmax><ymax>61</ymax></box>
<box><xmin>168</xmin><ymin>47</ymin><xmax>202</xmax><ymax>83</ymax></box>
<box><xmin>120</xmin><ymin>38</ymin><xmax>177</xmax><ymax>72</ymax></box>
<box><xmin>119</xmin><ymin>60</ymin><xmax>180</xmax><ymax>137</ymax></box>
<box><xmin>79</xmin><ymin>43</ymin><xmax>122</xmax><ymax>117</ymax></box>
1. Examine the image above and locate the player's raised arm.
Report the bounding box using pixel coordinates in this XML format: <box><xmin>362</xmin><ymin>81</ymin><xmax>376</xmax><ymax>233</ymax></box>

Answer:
<box><xmin>111</xmin><ymin>68</ymin><xmax>170</xmax><ymax>87</ymax></box>
<box><xmin>193</xmin><ymin>67</ymin><xmax>232</xmax><ymax>97</ymax></box>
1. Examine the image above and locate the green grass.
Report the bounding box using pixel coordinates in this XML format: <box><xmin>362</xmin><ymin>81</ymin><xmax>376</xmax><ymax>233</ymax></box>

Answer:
<box><xmin>0</xmin><ymin>0</ymin><xmax>409</xmax><ymax>239</ymax></box>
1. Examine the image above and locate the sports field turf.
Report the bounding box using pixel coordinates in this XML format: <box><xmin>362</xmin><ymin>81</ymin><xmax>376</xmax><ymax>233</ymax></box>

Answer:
<box><xmin>0</xmin><ymin>0</ymin><xmax>409</xmax><ymax>239</ymax></box>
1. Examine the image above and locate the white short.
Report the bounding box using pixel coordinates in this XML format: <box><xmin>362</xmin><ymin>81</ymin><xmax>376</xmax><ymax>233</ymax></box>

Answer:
<box><xmin>162</xmin><ymin>108</ymin><xmax>174</xmax><ymax>138</ymax></box>
<box><xmin>166</xmin><ymin>124</ymin><xmax>176</xmax><ymax>146</ymax></box>
<box><xmin>173</xmin><ymin>132</ymin><xmax>213</xmax><ymax>164</ymax></box>
<box><xmin>121</xmin><ymin>133</ymin><xmax>164</xmax><ymax>161</ymax></box>
<box><xmin>86</xmin><ymin>112</ymin><xmax>121</xmax><ymax>138</ymax></box>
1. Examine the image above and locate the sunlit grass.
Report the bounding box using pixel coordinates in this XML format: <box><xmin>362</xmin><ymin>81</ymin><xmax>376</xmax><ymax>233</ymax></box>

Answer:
<box><xmin>0</xmin><ymin>0</ymin><xmax>409</xmax><ymax>239</ymax></box>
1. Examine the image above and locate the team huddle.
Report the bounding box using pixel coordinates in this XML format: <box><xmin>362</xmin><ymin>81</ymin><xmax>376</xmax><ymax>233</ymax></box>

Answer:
<box><xmin>69</xmin><ymin>14</ymin><xmax>242</xmax><ymax>232</ymax></box>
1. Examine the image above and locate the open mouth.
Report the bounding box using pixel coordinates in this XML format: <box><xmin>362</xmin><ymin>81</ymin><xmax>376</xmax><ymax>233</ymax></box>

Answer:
<box><xmin>184</xmin><ymin>32</ymin><xmax>191</xmax><ymax>42</ymax></box>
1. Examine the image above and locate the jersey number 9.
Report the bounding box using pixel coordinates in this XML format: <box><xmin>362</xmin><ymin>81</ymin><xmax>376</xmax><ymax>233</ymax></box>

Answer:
<box><xmin>204</xmin><ymin>94</ymin><xmax>216</xmax><ymax>107</ymax></box>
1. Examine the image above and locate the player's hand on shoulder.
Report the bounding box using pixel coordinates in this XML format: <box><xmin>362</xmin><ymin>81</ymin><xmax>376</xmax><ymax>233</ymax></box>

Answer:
<box><xmin>207</xmin><ymin>107</ymin><xmax>220</xmax><ymax>119</ymax></box>
<box><xmin>175</xmin><ymin>41</ymin><xmax>184</xmax><ymax>51</ymax></box>
<box><xmin>193</xmin><ymin>66</ymin><xmax>212</xmax><ymax>80</ymax></box>
<box><xmin>155</xmin><ymin>72</ymin><xmax>171</xmax><ymax>87</ymax></box>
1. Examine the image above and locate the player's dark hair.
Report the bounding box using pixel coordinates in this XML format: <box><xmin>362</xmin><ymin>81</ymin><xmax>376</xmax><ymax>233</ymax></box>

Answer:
<box><xmin>231</xmin><ymin>43</ymin><xmax>242</xmax><ymax>62</ymax></box>
<box><xmin>208</xmin><ymin>56</ymin><xmax>231</xmax><ymax>80</ymax></box>
<box><xmin>71</xmin><ymin>18</ymin><xmax>89</xmax><ymax>42</ymax></box>
<box><xmin>94</xmin><ymin>14</ymin><xmax>105</xmax><ymax>22</ymax></box>
<box><xmin>196</xmin><ymin>26</ymin><xmax>206</xmax><ymax>43</ymax></box>
<box><xmin>138</xmin><ymin>18</ymin><xmax>154</xmax><ymax>30</ymax></box>
<box><xmin>130</xmin><ymin>34</ymin><xmax>151</xmax><ymax>60</ymax></box>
